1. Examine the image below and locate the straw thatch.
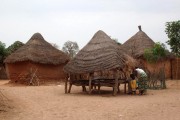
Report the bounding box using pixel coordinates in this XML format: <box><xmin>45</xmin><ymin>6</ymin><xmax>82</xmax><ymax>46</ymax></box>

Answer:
<box><xmin>122</xmin><ymin>26</ymin><xmax>155</xmax><ymax>58</ymax></box>
<box><xmin>4</xmin><ymin>33</ymin><xmax>69</xmax><ymax>65</ymax></box>
<box><xmin>64</xmin><ymin>30</ymin><xmax>135</xmax><ymax>74</ymax></box>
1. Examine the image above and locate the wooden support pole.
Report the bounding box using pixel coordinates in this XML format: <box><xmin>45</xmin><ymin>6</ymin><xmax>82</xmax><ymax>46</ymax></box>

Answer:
<box><xmin>89</xmin><ymin>74</ymin><xmax>92</xmax><ymax>94</ymax></box>
<box><xmin>68</xmin><ymin>83</ymin><xmax>72</xmax><ymax>93</ymax></box>
<box><xmin>124</xmin><ymin>82</ymin><xmax>127</xmax><ymax>94</ymax></box>
<box><xmin>65</xmin><ymin>77</ymin><xmax>68</xmax><ymax>94</ymax></box>
<box><xmin>113</xmin><ymin>70</ymin><xmax>119</xmax><ymax>96</ymax></box>
<box><xmin>82</xmin><ymin>86</ymin><xmax>86</xmax><ymax>92</ymax></box>
<box><xmin>98</xmin><ymin>84</ymin><xmax>101</xmax><ymax>94</ymax></box>
<box><xmin>118</xmin><ymin>83</ymin><xmax>120</xmax><ymax>93</ymax></box>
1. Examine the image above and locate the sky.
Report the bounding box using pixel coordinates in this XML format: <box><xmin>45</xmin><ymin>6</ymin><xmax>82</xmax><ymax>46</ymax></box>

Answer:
<box><xmin>0</xmin><ymin>0</ymin><xmax>180</xmax><ymax>50</ymax></box>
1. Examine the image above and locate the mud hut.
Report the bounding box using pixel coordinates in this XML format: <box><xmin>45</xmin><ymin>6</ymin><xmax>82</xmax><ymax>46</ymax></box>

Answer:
<box><xmin>64</xmin><ymin>30</ymin><xmax>136</xmax><ymax>95</ymax></box>
<box><xmin>122</xmin><ymin>26</ymin><xmax>172</xmax><ymax>79</ymax></box>
<box><xmin>4</xmin><ymin>33</ymin><xmax>69</xmax><ymax>84</ymax></box>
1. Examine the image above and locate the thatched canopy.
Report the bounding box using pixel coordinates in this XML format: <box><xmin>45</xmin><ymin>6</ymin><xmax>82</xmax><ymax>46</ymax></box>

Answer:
<box><xmin>64</xmin><ymin>30</ymin><xmax>135</xmax><ymax>74</ymax></box>
<box><xmin>122</xmin><ymin>26</ymin><xmax>155</xmax><ymax>58</ymax></box>
<box><xmin>4</xmin><ymin>33</ymin><xmax>69</xmax><ymax>65</ymax></box>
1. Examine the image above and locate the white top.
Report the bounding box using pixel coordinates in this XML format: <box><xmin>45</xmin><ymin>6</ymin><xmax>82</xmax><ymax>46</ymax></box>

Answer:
<box><xmin>136</xmin><ymin>68</ymin><xmax>147</xmax><ymax>76</ymax></box>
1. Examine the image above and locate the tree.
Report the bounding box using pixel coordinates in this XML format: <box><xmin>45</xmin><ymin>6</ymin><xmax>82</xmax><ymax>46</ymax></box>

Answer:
<box><xmin>7</xmin><ymin>41</ymin><xmax>24</xmax><ymax>55</ymax></box>
<box><xmin>165</xmin><ymin>20</ymin><xmax>180</xmax><ymax>57</ymax></box>
<box><xmin>165</xmin><ymin>20</ymin><xmax>180</xmax><ymax>79</ymax></box>
<box><xmin>0</xmin><ymin>41</ymin><xmax>8</xmax><ymax>65</ymax></box>
<box><xmin>144</xmin><ymin>42</ymin><xmax>168</xmax><ymax>63</ymax></box>
<box><xmin>62</xmin><ymin>41</ymin><xmax>79</xmax><ymax>59</ymax></box>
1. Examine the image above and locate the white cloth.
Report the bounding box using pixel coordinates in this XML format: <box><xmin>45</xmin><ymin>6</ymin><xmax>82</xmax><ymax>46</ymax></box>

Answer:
<box><xmin>136</xmin><ymin>68</ymin><xmax>147</xmax><ymax>76</ymax></box>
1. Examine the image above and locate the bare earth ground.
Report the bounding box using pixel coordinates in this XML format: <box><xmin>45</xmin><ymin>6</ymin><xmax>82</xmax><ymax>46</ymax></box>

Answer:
<box><xmin>0</xmin><ymin>80</ymin><xmax>180</xmax><ymax>120</ymax></box>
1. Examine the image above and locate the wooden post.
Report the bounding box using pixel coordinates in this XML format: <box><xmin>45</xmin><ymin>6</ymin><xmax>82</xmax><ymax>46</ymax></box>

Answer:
<box><xmin>82</xmin><ymin>86</ymin><xmax>86</xmax><ymax>92</ymax></box>
<box><xmin>68</xmin><ymin>83</ymin><xmax>72</xmax><ymax>93</ymax></box>
<box><xmin>113</xmin><ymin>70</ymin><xmax>119</xmax><ymax>96</ymax></box>
<box><xmin>118</xmin><ymin>83</ymin><xmax>120</xmax><ymax>93</ymax></box>
<box><xmin>98</xmin><ymin>83</ymin><xmax>101</xmax><ymax>94</ymax></box>
<box><xmin>124</xmin><ymin>82</ymin><xmax>127</xmax><ymax>94</ymax></box>
<box><xmin>124</xmin><ymin>73</ymin><xmax>127</xmax><ymax>94</ymax></box>
<box><xmin>89</xmin><ymin>73</ymin><xmax>92</xmax><ymax>94</ymax></box>
<box><xmin>65</xmin><ymin>76</ymin><xmax>68</xmax><ymax>94</ymax></box>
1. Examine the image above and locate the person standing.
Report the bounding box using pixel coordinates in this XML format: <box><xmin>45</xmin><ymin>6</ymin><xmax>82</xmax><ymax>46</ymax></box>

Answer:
<box><xmin>135</xmin><ymin>67</ymin><xmax>148</xmax><ymax>95</ymax></box>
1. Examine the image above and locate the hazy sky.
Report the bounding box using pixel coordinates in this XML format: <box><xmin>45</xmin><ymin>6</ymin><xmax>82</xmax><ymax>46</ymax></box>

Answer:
<box><xmin>0</xmin><ymin>0</ymin><xmax>179</xmax><ymax>49</ymax></box>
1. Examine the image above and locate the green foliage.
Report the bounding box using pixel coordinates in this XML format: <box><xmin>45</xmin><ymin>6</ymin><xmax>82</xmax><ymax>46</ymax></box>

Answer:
<box><xmin>165</xmin><ymin>20</ymin><xmax>180</xmax><ymax>57</ymax></box>
<box><xmin>144</xmin><ymin>42</ymin><xmax>167</xmax><ymax>63</ymax></box>
<box><xmin>7</xmin><ymin>41</ymin><xmax>24</xmax><ymax>55</ymax></box>
<box><xmin>62</xmin><ymin>41</ymin><xmax>79</xmax><ymax>59</ymax></box>
<box><xmin>0</xmin><ymin>41</ymin><xmax>8</xmax><ymax>64</ymax></box>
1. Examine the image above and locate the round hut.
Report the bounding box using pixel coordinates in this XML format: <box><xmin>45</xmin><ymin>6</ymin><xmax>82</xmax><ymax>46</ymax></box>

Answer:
<box><xmin>4</xmin><ymin>33</ymin><xmax>69</xmax><ymax>85</ymax></box>
<box><xmin>64</xmin><ymin>30</ymin><xmax>136</xmax><ymax>95</ymax></box>
<box><xmin>122</xmin><ymin>26</ymin><xmax>172</xmax><ymax>79</ymax></box>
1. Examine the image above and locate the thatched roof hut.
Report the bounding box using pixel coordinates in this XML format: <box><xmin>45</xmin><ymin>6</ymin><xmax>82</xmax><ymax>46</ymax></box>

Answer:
<box><xmin>122</xmin><ymin>26</ymin><xmax>155</xmax><ymax>58</ymax></box>
<box><xmin>122</xmin><ymin>26</ymin><xmax>173</xmax><ymax>79</ymax></box>
<box><xmin>64</xmin><ymin>30</ymin><xmax>136</xmax><ymax>95</ymax></box>
<box><xmin>64</xmin><ymin>30</ymin><xmax>135</xmax><ymax>74</ymax></box>
<box><xmin>4</xmin><ymin>33</ymin><xmax>69</xmax><ymax>84</ymax></box>
<box><xmin>4</xmin><ymin>33</ymin><xmax>69</xmax><ymax>65</ymax></box>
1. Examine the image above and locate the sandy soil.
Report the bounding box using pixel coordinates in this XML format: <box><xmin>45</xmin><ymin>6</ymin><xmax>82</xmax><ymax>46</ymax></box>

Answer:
<box><xmin>0</xmin><ymin>80</ymin><xmax>180</xmax><ymax>120</ymax></box>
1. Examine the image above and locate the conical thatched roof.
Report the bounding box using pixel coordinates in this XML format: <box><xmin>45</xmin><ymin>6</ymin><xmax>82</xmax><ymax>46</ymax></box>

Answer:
<box><xmin>4</xmin><ymin>33</ymin><xmax>69</xmax><ymax>65</ymax></box>
<box><xmin>64</xmin><ymin>30</ymin><xmax>135</xmax><ymax>74</ymax></box>
<box><xmin>122</xmin><ymin>26</ymin><xmax>155</xmax><ymax>58</ymax></box>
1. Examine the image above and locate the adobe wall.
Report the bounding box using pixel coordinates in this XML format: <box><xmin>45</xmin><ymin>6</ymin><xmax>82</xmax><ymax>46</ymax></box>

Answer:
<box><xmin>5</xmin><ymin>61</ymin><xmax>67</xmax><ymax>84</ymax></box>
<box><xmin>138</xmin><ymin>59</ymin><xmax>172</xmax><ymax>79</ymax></box>
<box><xmin>172</xmin><ymin>58</ymin><xmax>180</xmax><ymax>79</ymax></box>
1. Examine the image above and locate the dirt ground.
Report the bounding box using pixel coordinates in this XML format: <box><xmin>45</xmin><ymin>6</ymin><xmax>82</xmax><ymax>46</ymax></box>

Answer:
<box><xmin>0</xmin><ymin>80</ymin><xmax>180</xmax><ymax>120</ymax></box>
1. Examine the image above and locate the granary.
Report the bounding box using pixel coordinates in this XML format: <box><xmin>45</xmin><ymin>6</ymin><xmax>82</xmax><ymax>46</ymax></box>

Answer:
<box><xmin>64</xmin><ymin>30</ymin><xmax>136</xmax><ymax>95</ymax></box>
<box><xmin>121</xmin><ymin>26</ymin><xmax>173</xmax><ymax>79</ymax></box>
<box><xmin>4</xmin><ymin>33</ymin><xmax>69</xmax><ymax>85</ymax></box>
